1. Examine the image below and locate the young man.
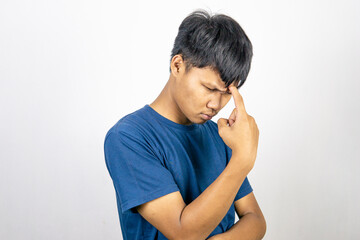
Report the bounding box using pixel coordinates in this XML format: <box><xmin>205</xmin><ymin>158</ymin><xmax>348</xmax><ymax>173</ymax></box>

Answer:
<box><xmin>104</xmin><ymin>9</ymin><xmax>266</xmax><ymax>240</ymax></box>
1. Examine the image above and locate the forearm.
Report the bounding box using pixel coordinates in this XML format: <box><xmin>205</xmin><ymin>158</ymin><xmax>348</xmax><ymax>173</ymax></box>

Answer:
<box><xmin>179</xmin><ymin>156</ymin><xmax>251</xmax><ymax>240</ymax></box>
<box><xmin>209</xmin><ymin>213</ymin><xmax>266</xmax><ymax>240</ymax></box>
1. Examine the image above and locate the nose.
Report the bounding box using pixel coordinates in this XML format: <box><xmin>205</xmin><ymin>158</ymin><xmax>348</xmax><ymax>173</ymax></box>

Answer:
<box><xmin>206</xmin><ymin>94</ymin><xmax>222</xmax><ymax>112</ymax></box>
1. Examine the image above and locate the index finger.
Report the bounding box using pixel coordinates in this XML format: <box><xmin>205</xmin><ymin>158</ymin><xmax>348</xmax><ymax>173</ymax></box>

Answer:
<box><xmin>229</xmin><ymin>85</ymin><xmax>247</xmax><ymax>113</ymax></box>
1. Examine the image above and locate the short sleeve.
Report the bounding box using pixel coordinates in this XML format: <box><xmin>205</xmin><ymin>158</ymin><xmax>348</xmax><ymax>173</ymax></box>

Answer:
<box><xmin>225</xmin><ymin>144</ymin><xmax>253</xmax><ymax>202</ymax></box>
<box><xmin>234</xmin><ymin>176</ymin><xmax>253</xmax><ymax>201</ymax></box>
<box><xmin>104</xmin><ymin>130</ymin><xmax>180</xmax><ymax>214</ymax></box>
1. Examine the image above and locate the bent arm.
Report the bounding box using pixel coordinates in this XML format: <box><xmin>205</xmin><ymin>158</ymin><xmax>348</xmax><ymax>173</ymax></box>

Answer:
<box><xmin>208</xmin><ymin>192</ymin><xmax>266</xmax><ymax>240</ymax></box>
<box><xmin>137</xmin><ymin>155</ymin><xmax>251</xmax><ymax>240</ymax></box>
<box><xmin>179</xmin><ymin>157</ymin><xmax>250</xmax><ymax>239</ymax></box>
<box><xmin>208</xmin><ymin>213</ymin><xmax>266</xmax><ymax>240</ymax></box>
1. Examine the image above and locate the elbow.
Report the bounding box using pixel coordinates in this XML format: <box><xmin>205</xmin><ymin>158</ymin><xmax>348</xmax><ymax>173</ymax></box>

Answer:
<box><xmin>258</xmin><ymin>214</ymin><xmax>267</xmax><ymax>239</ymax></box>
<box><xmin>172</xmin><ymin>224</ymin><xmax>207</xmax><ymax>240</ymax></box>
<box><xmin>173</xmin><ymin>213</ymin><xmax>206</xmax><ymax>240</ymax></box>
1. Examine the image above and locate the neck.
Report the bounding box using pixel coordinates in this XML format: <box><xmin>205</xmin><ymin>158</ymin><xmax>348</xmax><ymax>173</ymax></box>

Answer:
<box><xmin>149</xmin><ymin>76</ymin><xmax>192</xmax><ymax>125</ymax></box>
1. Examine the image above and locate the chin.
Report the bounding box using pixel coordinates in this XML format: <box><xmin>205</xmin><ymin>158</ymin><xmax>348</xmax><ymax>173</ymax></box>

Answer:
<box><xmin>194</xmin><ymin>116</ymin><xmax>208</xmax><ymax>124</ymax></box>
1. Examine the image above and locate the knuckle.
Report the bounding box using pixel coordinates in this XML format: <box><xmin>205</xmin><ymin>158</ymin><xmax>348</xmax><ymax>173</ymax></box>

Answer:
<box><xmin>218</xmin><ymin>129</ymin><xmax>224</xmax><ymax>136</ymax></box>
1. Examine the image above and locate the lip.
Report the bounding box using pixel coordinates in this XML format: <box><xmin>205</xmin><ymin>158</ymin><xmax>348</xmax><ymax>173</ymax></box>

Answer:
<box><xmin>201</xmin><ymin>113</ymin><xmax>213</xmax><ymax>120</ymax></box>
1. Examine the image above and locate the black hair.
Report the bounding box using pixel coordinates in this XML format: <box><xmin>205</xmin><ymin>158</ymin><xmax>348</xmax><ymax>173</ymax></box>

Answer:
<box><xmin>170</xmin><ymin>9</ymin><xmax>253</xmax><ymax>89</ymax></box>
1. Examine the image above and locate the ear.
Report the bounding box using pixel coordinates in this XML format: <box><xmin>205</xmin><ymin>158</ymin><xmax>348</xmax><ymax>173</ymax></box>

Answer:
<box><xmin>170</xmin><ymin>54</ymin><xmax>185</xmax><ymax>77</ymax></box>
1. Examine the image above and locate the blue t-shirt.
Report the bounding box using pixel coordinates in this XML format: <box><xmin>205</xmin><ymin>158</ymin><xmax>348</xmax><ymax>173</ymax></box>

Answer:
<box><xmin>104</xmin><ymin>104</ymin><xmax>253</xmax><ymax>240</ymax></box>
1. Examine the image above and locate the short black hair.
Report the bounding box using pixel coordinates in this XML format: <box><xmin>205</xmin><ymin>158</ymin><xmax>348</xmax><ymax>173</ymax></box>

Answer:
<box><xmin>170</xmin><ymin>9</ymin><xmax>253</xmax><ymax>89</ymax></box>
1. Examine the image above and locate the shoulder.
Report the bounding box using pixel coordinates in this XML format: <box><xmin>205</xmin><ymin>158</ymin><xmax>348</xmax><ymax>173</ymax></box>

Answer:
<box><xmin>104</xmin><ymin>106</ymin><xmax>163</xmax><ymax>159</ymax></box>
<box><xmin>105</xmin><ymin>106</ymin><xmax>153</xmax><ymax>141</ymax></box>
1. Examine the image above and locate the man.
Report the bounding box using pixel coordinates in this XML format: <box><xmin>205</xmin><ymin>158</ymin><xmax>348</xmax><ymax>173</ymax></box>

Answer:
<box><xmin>104</xmin><ymin>9</ymin><xmax>266</xmax><ymax>240</ymax></box>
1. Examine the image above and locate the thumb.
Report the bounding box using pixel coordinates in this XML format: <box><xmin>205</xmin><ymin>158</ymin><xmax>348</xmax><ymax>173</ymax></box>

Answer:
<box><xmin>217</xmin><ymin>118</ymin><xmax>229</xmax><ymax>130</ymax></box>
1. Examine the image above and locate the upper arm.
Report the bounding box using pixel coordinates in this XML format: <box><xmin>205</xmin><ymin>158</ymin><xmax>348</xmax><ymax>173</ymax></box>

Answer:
<box><xmin>136</xmin><ymin>191</ymin><xmax>187</xmax><ymax>240</ymax></box>
<box><xmin>104</xmin><ymin>131</ymin><xmax>180</xmax><ymax>215</ymax></box>
<box><xmin>234</xmin><ymin>192</ymin><xmax>265</xmax><ymax>221</ymax></box>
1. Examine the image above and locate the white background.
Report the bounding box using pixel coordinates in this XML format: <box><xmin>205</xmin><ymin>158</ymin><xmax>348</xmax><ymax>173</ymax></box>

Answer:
<box><xmin>1</xmin><ymin>0</ymin><xmax>360</xmax><ymax>239</ymax></box>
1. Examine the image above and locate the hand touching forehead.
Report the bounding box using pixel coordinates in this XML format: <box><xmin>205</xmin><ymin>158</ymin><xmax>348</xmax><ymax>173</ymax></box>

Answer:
<box><xmin>229</xmin><ymin>85</ymin><xmax>247</xmax><ymax>114</ymax></box>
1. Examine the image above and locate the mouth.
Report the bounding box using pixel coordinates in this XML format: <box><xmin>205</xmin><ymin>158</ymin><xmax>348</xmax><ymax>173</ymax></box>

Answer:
<box><xmin>201</xmin><ymin>113</ymin><xmax>214</xmax><ymax>120</ymax></box>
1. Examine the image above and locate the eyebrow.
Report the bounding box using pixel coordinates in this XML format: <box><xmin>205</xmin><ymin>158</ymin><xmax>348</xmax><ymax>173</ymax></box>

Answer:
<box><xmin>208</xmin><ymin>83</ymin><xmax>229</xmax><ymax>93</ymax></box>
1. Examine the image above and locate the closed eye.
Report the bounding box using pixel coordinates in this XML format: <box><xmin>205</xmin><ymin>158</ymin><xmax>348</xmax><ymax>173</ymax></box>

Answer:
<box><xmin>204</xmin><ymin>86</ymin><xmax>216</xmax><ymax>92</ymax></box>
<box><xmin>204</xmin><ymin>85</ymin><xmax>230</xmax><ymax>95</ymax></box>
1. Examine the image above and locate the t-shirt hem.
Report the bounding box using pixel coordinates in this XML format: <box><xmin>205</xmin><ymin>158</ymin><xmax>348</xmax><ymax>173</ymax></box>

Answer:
<box><xmin>121</xmin><ymin>184</ymin><xmax>180</xmax><ymax>214</ymax></box>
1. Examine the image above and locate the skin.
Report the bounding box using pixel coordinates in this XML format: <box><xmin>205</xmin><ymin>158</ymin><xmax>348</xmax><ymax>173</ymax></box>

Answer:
<box><xmin>150</xmin><ymin>54</ymin><xmax>236</xmax><ymax>125</ymax></box>
<box><xmin>138</xmin><ymin>54</ymin><xmax>266</xmax><ymax>240</ymax></box>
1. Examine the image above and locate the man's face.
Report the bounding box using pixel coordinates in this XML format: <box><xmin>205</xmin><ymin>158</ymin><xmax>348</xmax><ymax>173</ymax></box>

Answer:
<box><xmin>172</xmin><ymin>65</ymin><xmax>236</xmax><ymax>125</ymax></box>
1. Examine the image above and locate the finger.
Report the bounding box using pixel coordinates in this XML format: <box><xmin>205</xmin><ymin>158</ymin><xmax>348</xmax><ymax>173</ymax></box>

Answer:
<box><xmin>229</xmin><ymin>85</ymin><xmax>247</xmax><ymax>114</ymax></box>
<box><xmin>217</xmin><ymin>118</ymin><xmax>229</xmax><ymax>130</ymax></box>
<box><xmin>228</xmin><ymin>108</ymin><xmax>237</xmax><ymax>126</ymax></box>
